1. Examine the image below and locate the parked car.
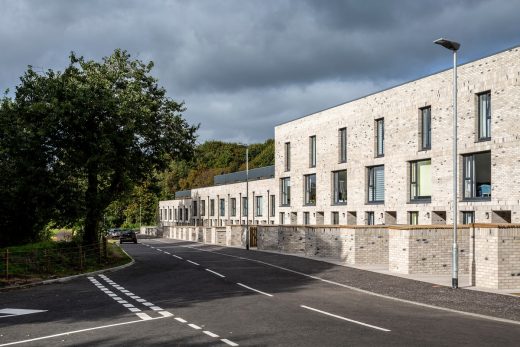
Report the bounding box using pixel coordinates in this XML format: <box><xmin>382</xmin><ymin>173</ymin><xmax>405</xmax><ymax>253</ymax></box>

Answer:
<box><xmin>120</xmin><ymin>230</ymin><xmax>137</xmax><ymax>244</ymax></box>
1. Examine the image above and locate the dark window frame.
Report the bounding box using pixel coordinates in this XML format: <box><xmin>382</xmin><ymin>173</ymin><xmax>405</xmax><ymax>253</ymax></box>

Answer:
<box><xmin>367</xmin><ymin>165</ymin><xmax>384</xmax><ymax>203</ymax></box>
<box><xmin>309</xmin><ymin>135</ymin><xmax>316</xmax><ymax>168</ymax></box>
<box><xmin>284</xmin><ymin>142</ymin><xmax>291</xmax><ymax>171</ymax></box>
<box><xmin>231</xmin><ymin>198</ymin><xmax>237</xmax><ymax>217</ymax></box>
<box><xmin>332</xmin><ymin>170</ymin><xmax>347</xmax><ymax>205</ymax></box>
<box><xmin>462</xmin><ymin>151</ymin><xmax>491</xmax><ymax>201</ymax></box>
<box><xmin>477</xmin><ymin>91</ymin><xmax>491</xmax><ymax>141</ymax></box>
<box><xmin>280</xmin><ymin>177</ymin><xmax>291</xmax><ymax>206</ymax></box>
<box><xmin>410</xmin><ymin>159</ymin><xmax>432</xmax><ymax>202</ymax></box>
<box><xmin>339</xmin><ymin>127</ymin><xmax>347</xmax><ymax>163</ymax></box>
<box><xmin>375</xmin><ymin>118</ymin><xmax>384</xmax><ymax>157</ymax></box>
<box><xmin>304</xmin><ymin>174</ymin><xmax>317</xmax><ymax>206</ymax></box>
<box><xmin>420</xmin><ymin>106</ymin><xmax>431</xmax><ymax>150</ymax></box>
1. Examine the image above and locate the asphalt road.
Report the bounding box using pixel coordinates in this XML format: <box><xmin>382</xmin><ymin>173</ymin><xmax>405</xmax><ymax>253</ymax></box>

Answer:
<box><xmin>1</xmin><ymin>238</ymin><xmax>520</xmax><ymax>346</ymax></box>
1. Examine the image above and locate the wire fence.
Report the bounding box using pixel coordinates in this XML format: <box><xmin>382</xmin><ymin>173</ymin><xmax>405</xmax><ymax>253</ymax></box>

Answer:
<box><xmin>0</xmin><ymin>237</ymin><xmax>109</xmax><ymax>286</ymax></box>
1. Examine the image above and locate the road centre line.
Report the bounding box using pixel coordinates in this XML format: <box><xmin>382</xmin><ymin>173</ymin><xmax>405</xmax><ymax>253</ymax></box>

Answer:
<box><xmin>221</xmin><ymin>338</ymin><xmax>239</xmax><ymax>346</ymax></box>
<box><xmin>188</xmin><ymin>323</ymin><xmax>201</xmax><ymax>330</ymax></box>
<box><xmin>0</xmin><ymin>316</ymin><xmax>167</xmax><ymax>346</ymax></box>
<box><xmin>205</xmin><ymin>269</ymin><xmax>226</xmax><ymax>278</ymax></box>
<box><xmin>300</xmin><ymin>305</ymin><xmax>390</xmax><ymax>332</ymax></box>
<box><xmin>203</xmin><ymin>331</ymin><xmax>219</xmax><ymax>338</ymax></box>
<box><xmin>237</xmin><ymin>283</ymin><xmax>273</xmax><ymax>297</ymax></box>
<box><xmin>187</xmin><ymin>260</ymin><xmax>200</xmax><ymax>266</ymax></box>
<box><xmin>175</xmin><ymin>317</ymin><xmax>187</xmax><ymax>323</ymax></box>
<box><xmin>172</xmin><ymin>255</ymin><xmax>183</xmax><ymax>259</ymax></box>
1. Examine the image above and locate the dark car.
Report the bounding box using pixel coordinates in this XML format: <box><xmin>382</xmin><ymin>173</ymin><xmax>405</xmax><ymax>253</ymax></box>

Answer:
<box><xmin>120</xmin><ymin>230</ymin><xmax>137</xmax><ymax>244</ymax></box>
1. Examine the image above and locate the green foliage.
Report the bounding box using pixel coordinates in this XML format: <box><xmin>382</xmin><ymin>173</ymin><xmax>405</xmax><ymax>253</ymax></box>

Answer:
<box><xmin>0</xmin><ymin>49</ymin><xmax>197</xmax><ymax>246</ymax></box>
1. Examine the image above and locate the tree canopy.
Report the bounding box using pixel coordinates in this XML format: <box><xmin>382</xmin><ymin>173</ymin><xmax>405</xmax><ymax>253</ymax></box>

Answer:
<box><xmin>0</xmin><ymin>49</ymin><xmax>197</xmax><ymax>246</ymax></box>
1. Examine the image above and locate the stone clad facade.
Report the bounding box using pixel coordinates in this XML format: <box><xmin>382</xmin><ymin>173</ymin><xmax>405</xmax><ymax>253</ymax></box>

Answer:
<box><xmin>160</xmin><ymin>46</ymin><xmax>520</xmax><ymax>227</ymax></box>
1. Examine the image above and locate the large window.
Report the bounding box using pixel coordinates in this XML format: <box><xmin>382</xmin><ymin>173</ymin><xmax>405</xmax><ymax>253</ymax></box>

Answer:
<box><xmin>242</xmin><ymin>197</ymin><xmax>248</xmax><ymax>216</ymax></box>
<box><xmin>309</xmin><ymin>135</ymin><xmax>316</xmax><ymax>168</ymax></box>
<box><xmin>463</xmin><ymin>151</ymin><xmax>491</xmax><ymax>200</ymax></box>
<box><xmin>284</xmin><ymin>142</ymin><xmax>291</xmax><ymax>171</ymax></box>
<box><xmin>304</xmin><ymin>174</ymin><xmax>316</xmax><ymax>205</ymax></box>
<box><xmin>201</xmin><ymin>200</ymin><xmax>206</xmax><ymax>216</ymax></box>
<box><xmin>231</xmin><ymin>198</ymin><xmax>236</xmax><ymax>217</ymax></box>
<box><xmin>420</xmin><ymin>106</ymin><xmax>431</xmax><ymax>150</ymax></box>
<box><xmin>281</xmin><ymin>177</ymin><xmax>291</xmax><ymax>206</ymax></box>
<box><xmin>255</xmin><ymin>196</ymin><xmax>263</xmax><ymax>217</ymax></box>
<box><xmin>478</xmin><ymin>91</ymin><xmax>491</xmax><ymax>140</ymax></box>
<box><xmin>193</xmin><ymin>202</ymin><xmax>198</xmax><ymax>217</ymax></box>
<box><xmin>339</xmin><ymin>127</ymin><xmax>347</xmax><ymax>163</ymax></box>
<box><xmin>375</xmin><ymin>118</ymin><xmax>384</xmax><ymax>157</ymax></box>
<box><xmin>410</xmin><ymin>159</ymin><xmax>431</xmax><ymax>201</ymax></box>
<box><xmin>270</xmin><ymin>195</ymin><xmax>275</xmax><ymax>217</ymax></box>
<box><xmin>333</xmin><ymin>170</ymin><xmax>347</xmax><ymax>204</ymax></box>
<box><xmin>367</xmin><ymin>166</ymin><xmax>384</xmax><ymax>203</ymax></box>
<box><xmin>210</xmin><ymin>199</ymin><xmax>215</xmax><ymax>216</ymax></box>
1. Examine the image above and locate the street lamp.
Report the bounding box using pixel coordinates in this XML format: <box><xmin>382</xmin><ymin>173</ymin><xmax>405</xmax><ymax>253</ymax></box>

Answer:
<box><xmin>245</xmin><ymin>146</ymin><xmax>250</xmax><ymax>250</ymax></box>
<box><xmin>434</xmin><ymin>37</ymin><xmax>460</xmax><ymax>289</ymax></box>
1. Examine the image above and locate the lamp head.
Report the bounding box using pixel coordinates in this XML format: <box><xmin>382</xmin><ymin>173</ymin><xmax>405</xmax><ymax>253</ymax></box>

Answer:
<box><xmin>434</xmin><ymin>38</ymin><xmax>460</xmax><ymax>51</ymax></box>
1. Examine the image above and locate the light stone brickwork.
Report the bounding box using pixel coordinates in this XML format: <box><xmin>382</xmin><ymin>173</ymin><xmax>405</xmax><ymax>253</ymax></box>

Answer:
<box><xmin>388</xmin><ymin>226</ymin><xmax>470</xmax><ymax>274</ymax></box>
<box><xmin>275</xmin><ymin>47</ymin><xmax>520</xmax><ymax>225</ymax></box>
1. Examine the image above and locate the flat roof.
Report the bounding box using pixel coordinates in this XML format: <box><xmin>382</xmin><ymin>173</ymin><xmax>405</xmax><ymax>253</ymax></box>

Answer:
<box><xmin>214</xmin><ymin>165</ymin><xmax>275</xmax><ymax>185</ymax></box>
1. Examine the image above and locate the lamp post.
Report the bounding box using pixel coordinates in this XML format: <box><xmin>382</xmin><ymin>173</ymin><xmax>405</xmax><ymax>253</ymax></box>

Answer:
<box><xmin>434</xmin><ymin>38</ymin><xmax>460</xmax><ymax>289</ymax></box>
<box><xmin>245</xmin><ymin>146</ymin><xmax>250</xmax><ymax>250</ymax></box>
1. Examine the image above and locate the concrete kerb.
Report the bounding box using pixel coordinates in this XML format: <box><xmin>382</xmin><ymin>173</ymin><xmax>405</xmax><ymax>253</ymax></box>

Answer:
<box><xmin>0</xmin><ymin>244</ymin><xmax>135</xmax><ymax>292</ymax></box>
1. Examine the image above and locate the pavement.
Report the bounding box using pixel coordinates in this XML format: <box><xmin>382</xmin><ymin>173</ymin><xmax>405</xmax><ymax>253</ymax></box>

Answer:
<box><xmin>1</xmin><ymin>238</ymin><xmax>520</xmax><ymax>346</ymax></box>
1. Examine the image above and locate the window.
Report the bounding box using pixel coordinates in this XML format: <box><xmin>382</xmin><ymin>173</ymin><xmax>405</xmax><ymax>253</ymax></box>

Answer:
<box><xmin>193</xmin><ymin>202</ymin><xmax>198</xmax><ymax>217</ymax></box>
<box><xmin>179</xmin><ymin>208</ymin><xmax>183</xmax><ymax>221</ymax></box>
<box><xmin>366</xmin><ymin>211</ymin><xmax>374</xmax><ymax>225</ymax></box>
<box><xmin>270</xmin><ymin>195</ymin><xmax>275</xmax><ymax>217</ymax></box>
<box><xmin>303</xmin><ymin>212</ymin><xmax>310</xmax><ymax>225</ymax></box>
<box><xmin>463</xmin><ymin>151</ymin><xmax>491</xmax><ymax>200</ymax></box>
<box><xmin>462</xmin><ymin>211</ymin><xmax>475</xmax><ymax>224</ymax></box>
<box><xmin>309</xmin><ymin>135</ymin><xmax>316</xmax><ymax>168</ymax></box>
<box><xmin>284</xmin><ymin>142</ymin><xmax>291</xmax><ymax>171</ymax></box>
<box><xmin>409</xmin><ymin>211</ymin><xmax>419</xmax><ymax>225</ymax></box>
<box><xmin>219</xmin><ymin>199</ymin><xmax>225</xmax><ymax>217</ymax></box>
<box><xmin>304</xmin><ymin>174</ymin><xmax>316</xmax><ymax>205</ymax></box>
<box><xmin>242</xmin><ymin>197</ymin><xmax>248</xmax><ymax>216</ymax></box>
<box><xmin>210</xmin><ymin>199</ymin><xmax>215</xmax><ymax>216</ymax></box>
<box><xmin>375</xmin><ymin>118</ymin><xmax>384</xmax><ymax>157</ymax></box>
<box><xmin>168</xmin><ymin>208</ymin><xmax>172</xmax><ymax>220</ymax></box>
<box><xmin>280</xmin><ymin>212</ymin><xmax>285</xmax><ymax>225</ymax></box>
<box><xmin>185</xmin><ymin>208</ymin><xmax>188</xmax><ymax>221</ymax></box>
<box><xmin>478</xmin><ymin>91</ymin><xmax>491</xmax><ymax>140</ymax></box>
<box><xmin>333</xmin><ymin>170</ymin><xmax>347</xmax><ymax>204</ymax></box>
<box><xmin>201</xmin><ymin>200</ymin><xmax>206</xmax><ymax>216</ymax></box>
<box><xmin>281</xmin><ymin>178</ymin><xmax>291</xmax><ymax>206</ymax></box>
<box><xmin>332</xmin><ymin>212</ymin><xmax>339</xmax><ymax>225</ymax></box>
<box><xmin>339</xmin><ymin>127</ymin><xmax>347</xmax><ymax>163</ymax></box>
<box><xmin>410</xmin><ymin>159</ymin><xmax>431</xmax><ymax>201</ymax></box>
<box><xmin>367</xmin><ymin>166</ymin><xmax>384</xmax><ymax>203</ymax></box>
<box><xmin>420</xmin><ymin>107</ymin><xmax>431</xmax><ymax>150</ymax></box>
<box><xmin>255</xmin><ymin>196</ymin><xmax>263</xmax><ymax>217</ymax></box>
<box><xmin>231</xmin><ymin>198</ymin><xmax>237</xmax><ymax>217</ymax></box>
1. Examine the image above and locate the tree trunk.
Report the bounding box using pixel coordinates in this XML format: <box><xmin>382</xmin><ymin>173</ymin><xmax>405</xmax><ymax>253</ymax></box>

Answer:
<box><xmin>84</xmin><ymin>164</ymin><xmax>101</xmax><ymax>245</ymax></box>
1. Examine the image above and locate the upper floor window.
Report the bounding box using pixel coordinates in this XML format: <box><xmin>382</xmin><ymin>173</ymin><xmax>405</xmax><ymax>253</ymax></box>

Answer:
<box><xmin>255</xmin><ymin>196</ymin><xmax>263</xmax><ymax>217</ymax></box>
<box><xmin>284</xmin><ymin>142</ymin><xmax>291</xmax><ymax>171</ymax></box>
<box><xmin>193</xmin><ymin>201</ymin><xmax>198</xmax><ymax>217</ymax></box>
<box><xmin>478</xmin><ymin>91</ymin><xmax>491</xmax><ymax>140</ymax></box>
<box><xmin>420</xmin><ymin>106</ymin><xmax>431</xmax><ymax>150</ymax></box>
<box><xmin>242</xmin><ymin>197</ymin><xmax>248</xmax><ymax>216</ymax></box>
<box><xmin>231</xmin><ymin>198</ymin><xmax>237</xmax><ymax>217</ymax></box>
<box><xmin>375</xmin><ymin>118</ymin><xmax>384</xmax><ymax>157</ymax></box>
<box><xmin>309</xmin><ymin>135</ymin><xmax>316</xmax><ymax>168</ymax></box>
<box><xmin>270</xmin><ymin>195</ymin><xmax>275</xmax><ymax>217</ymax></box>
<box><xmin>179</xmin><ymin>208</ymin><xmax>183</xmax><ymax>220</ymax></box>
<box><xmin>280</xmin><ymin>177</ymin><xmax>291</xmax><ymax>206</ymax></box>
<box><xmin>201</xmin><ymin>200</ymin><xmax>206</xmax><ymax>216</ymax></box>
<box><xmin>219</xmin><ymin>199</ymin><xmax>225</xmax><ymax>217</ymax></box>
<box><xmin>339</xmin><ymin>127</ymin><xmax>347</xmax><ymax>163</ymax></box>
<box><xmin>410</xmin><ymin>159</ymin><xmax>431</xmax><ymax>201</ymax></box>
<box><xmin>367</xmin><ymin>165</ymin><xmax>384</xmax><ymax>203</ymax></box>
<box><xmin>304</xmin><ymin>174</ymin><xmax>316</xmax><ymax>205</ymax></box>
<box><xmin>463</xmin><ymin>151</ymin><xmax>491</xmax><ymax>200</ymax></box>
<box><xmin>210</xmin><ymin>199</ymin><xmax>215</xmax><ymax>216</ymax></box>
<box><xmin>332</xmin><ymin>170</ymin><xmax>347</xmax><ymax>204</ymax></box>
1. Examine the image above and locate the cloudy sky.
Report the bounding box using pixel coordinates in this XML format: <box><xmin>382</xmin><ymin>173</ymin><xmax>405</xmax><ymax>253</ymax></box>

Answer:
<box><xmin>1</xmin><ymin>0</ymin><xmax>519</xmax><ymax>143</ymax></box>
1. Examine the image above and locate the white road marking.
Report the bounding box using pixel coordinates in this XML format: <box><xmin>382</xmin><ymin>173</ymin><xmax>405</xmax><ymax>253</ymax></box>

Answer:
<box><xmin>205</xmin><ymin>269</ymin><xmax>225</xmax><ymax>278</ymax></box>
<box><xmin>151</xmin><ymin>306</ymin><xmax>163</xmax><ymax>311</ymax></box>
<box><xmin>164</xmin><ymin>251</ymin><xmax>171</xmax><ymax>255</ymax></box>
<box><xmin>237</xmin><ymin>283</ymin><xmax>273</xmax><ymax>297</ymax></box>
<box><xmin>175</xmin><ymin>317</ymin><xmax>187</xmax><ymax>323</ymax></box>
<box><xmin>203</xmin><ymin>331</ymin><xmax>219</xmax><ymax>338</ymax></box>
<box><xmin>188</xmin><ymin>323</ymin><xmax>202</xmax><ymax>330</ymax></box>
<box><xmin>129</xmin><ymin>308</ymin><xmax>142</xmax><ymax>313</ymax></box>
<box><xmin>187</xmin><ymin>260</ymin><xmax>200</xmax><ymax>266</ymax></box>
<box><xmin>143</xmin><ymin>302</ymin><xmax>154</xmax><ymax>306</ymax></box>
<box><xmin>0</xmin><ymin>316</ymin><xmax>167</xmax><ymax>346</ymax></box>
<box><xmin>136</xmin><ymin>312</ymin><xmax>152</xmax><ymax>320</ymax></box>
<box><xmin>221</xmin><ymin>338</ymin><xmax>239</xmax><ymax>346</ymax></box>
<box><xmin>300</xmin><ymin>305</ymin><xmax>390</xmax><ymax>332</ymax></box>
<box><xmin>123</xmin><ymin>304</ymin><xmax>135</xmax><ymax>308</ymax></box>
<box><xmin>136</xmin><ymin>299</ymin><xmax>147</xmax><ymax>303</ymax></box>
<box><xmin>159</xmin><ymin>311</ymin><xmax>173</xmax><ymax>317</ymax></box>
<box><xmin>0</xmin><ymin>309</ymin><xmax>47</xmax><ymax>319</ymax></box>
<box><xmin>173</xmin><ymin>255</ymin><xmax>183</xmax><ymax>259</ymax></box>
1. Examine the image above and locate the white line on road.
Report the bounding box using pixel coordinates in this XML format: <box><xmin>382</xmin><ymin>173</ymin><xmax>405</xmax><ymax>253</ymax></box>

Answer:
<box><xmin>221</xmin><ymin>338</ymin><xmax>239</xmax><ymax>346</ymax></box>
<box><xmin>159</xmin><ymin>311</ymin><xmax>173</xmax><ymax>318</ymax></box>
<box><xmin>175</xmin><ymin>317</ymin><xmax>187</xmax><ymax>323</ymax></box>
<box><xmin>237</xmin><ymin>283</ymin><xmax>273</xmax><ymax>297</ymax></box>
<box><xmin>187</xmin><ymin>260</ymin><xmax>200</xmax><ymax>266</ymax></box>
<box><xmin>205</xmin><ymin>269</ymin><xmax>225</xmax><ymax>278</ymax></box>
<box><xmin>188</xmin><ymin>323</ymin><xmax>201</xmax><ymax>330</ymax></box>
<box><xmin>172</xmin><ymin>255</ymin><xmax>183</xmax><ymax>259</ymax></box>
<box><xmin>136</xmin><ymin>312</ymin><xmax>152</xmax><ymax>320</ymax></box>
<box><xmin>203</xmin><ymin>331</ymin><xmax>219</xmax><ymax>338</ymax></box>
<box><xmin>0</xmin><ymin>316</ymin><xmax>167</xmax><ymax>346</ymax></box>
<box><xmin>300</xmin><ymin>305</ymin><xmax>390</xmax><ymax>332</ymax></box>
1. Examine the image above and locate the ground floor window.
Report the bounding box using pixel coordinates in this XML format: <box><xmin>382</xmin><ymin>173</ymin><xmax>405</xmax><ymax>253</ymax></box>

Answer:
<box><xmin>408</xmin><ymin>211</ymin><xmax>419</xmax><ymax>225</ymax></box>
<box><xmin>463</xmin><ymin>151</ymin><xmax>491</xmax><ymax>200</ymax></box>
<box><xmin>331</xmin><ymin>212</ymin><xmax>339</xmax><ymax>225</ymax></box>
<box><xmin>366</xmin><ymin>211</ymin><xmax>374</xmax><ymax>225</ymax></box>
<box><xmin>303</xmin><ymin>212</ymin><xmax>310</xmax><ymax>225</ymax></box>
<box><xmin>462</xmin><ymin>211</ymin><xmax>475</xmax><ymax>224</ymax></box>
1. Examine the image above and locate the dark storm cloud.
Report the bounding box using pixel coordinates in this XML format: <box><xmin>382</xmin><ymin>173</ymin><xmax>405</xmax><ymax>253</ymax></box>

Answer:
<box><xmin>1</xmin><ymin>0</ymin><xmax>519</xmax><ymax>143</ymax></box>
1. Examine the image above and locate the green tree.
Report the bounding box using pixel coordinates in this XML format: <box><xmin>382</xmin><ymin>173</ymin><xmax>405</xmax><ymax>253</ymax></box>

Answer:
<box><xmin>0</xmin><ymin>50</ymin><xmax>197</xmax><ymax>245</ymax></box>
